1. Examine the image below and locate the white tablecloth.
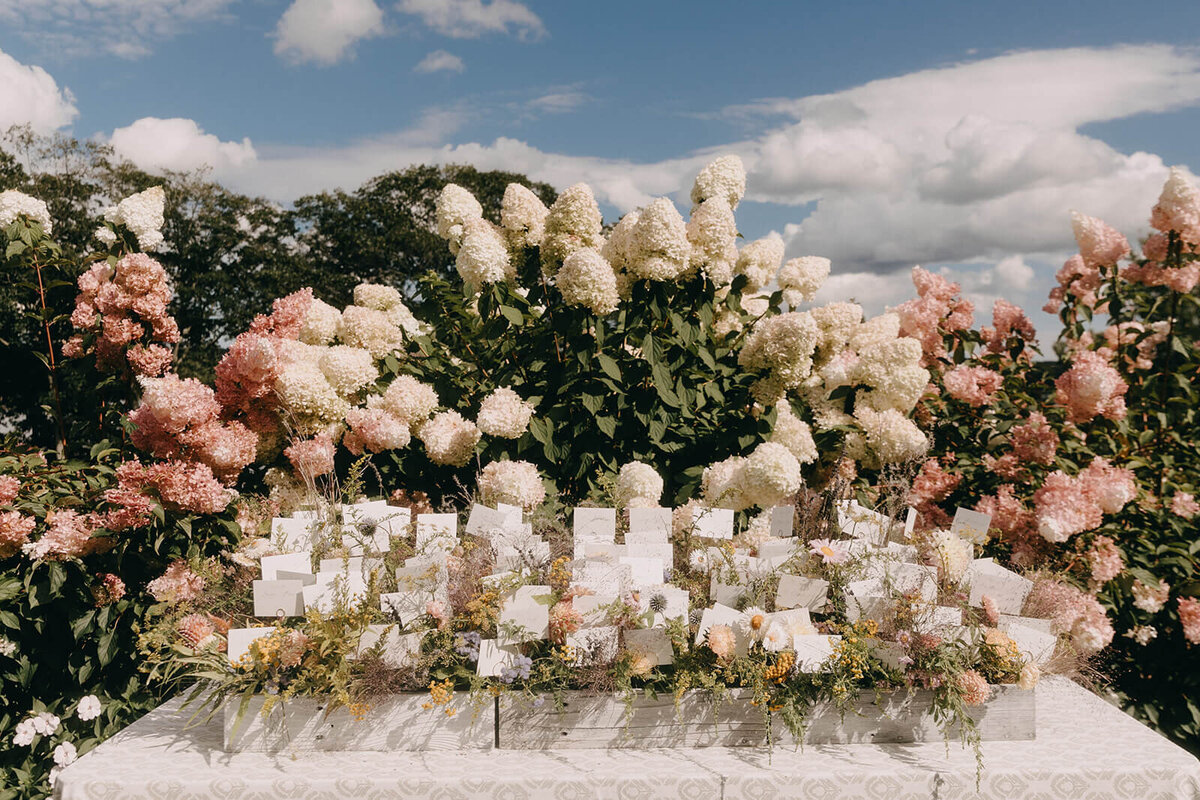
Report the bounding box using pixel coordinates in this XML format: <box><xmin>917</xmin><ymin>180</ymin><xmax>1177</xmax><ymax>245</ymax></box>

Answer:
<box><xmin>54</xmin><ymin>677</ymin><xmax>1200</xmax><ymax>799</ymax></box>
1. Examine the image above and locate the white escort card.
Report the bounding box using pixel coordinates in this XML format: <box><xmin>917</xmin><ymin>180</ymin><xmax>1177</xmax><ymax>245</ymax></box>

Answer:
<box><xmin>924</xmin><ymin>605</ymin><xmax>964</xmax><ymax>631</ymax></box>
<box><xmin>624</xmin><ymin>530</ymin><xmax>674</xmax><ymax>566</ymax></box>
<box><xmin>764</xmin><ymin>607</ymin><xmax>813</xmax><ymax>643</ymax></box>
<box><xmin>260</xmin><ymin>552</ymin><xmax>312</xmax><ymax>581</ymax></box>
<box><xmin>711</xmin><ymin>576</ymin><xmax>746</xmax><ymax>607</ymax></box>
<box><xmin>952</xmin><ymin>508</ymin><xmax>992</xmax><ymax>546</ymax></box>
<box><xmin>1000</xmin><ymin>620</ymin><xmax>1059</xmax><ymax>665</ymax></box>
<box><xmin>466</xmin><ymin>504</ymin><xmax>522</xmax><ymax>539</ymax></box>
<box><xmin>303</xmin><ymin>573</ymin><xmax>367</xmax><ymax>614</ymax></box>
<box><xmin>628</xmin><ymin>507</ymin><xmax>672</xmax><ymax>538</ymax></box>
<box><xmin>416</xmin><ymin>513</ymin><xmax>458</xmax><ymax>552</ymax></box>
<box><xmin>573</xmin><ymin>507</ymin><xmax>617</xmax><ymax>559</ymax></box>
<box><xmin>574</xmin><ymin>593</ymin><xmax>617</xmax><ymax>626</ymax></box>
<box><xmin>275</xmin><ymin>569</ymin><xmax>317</xmax><ymax>586</ymax></box>
<box><xmin>396</xmin><ymin>558</ymin><xmax>448</xmax><ymax>591</ymax></box>
<box><xmin>694</xmin><ymin>604</ymin><xmax>750</xmax><ymax>657</ymax></box>
<box><xmin>356</xmin><ymin>625</ymin><xmax>422</xmax><ymax>668</ymax></box>
<box><xmin>341</xmin><ymin>502</ymin><xmax>405</xmax><ymax>554</ymax></box>
<box><xmin>499</xmin><ymin>584</ymin><xmax>552</xmax><ymax>644</ymax></box>
<box><xmin>838</xmin><ymin>501</ymin><xmax>889</xmax><ymax>542</ymax></box>
<box><xmin>476</xmin><ymin>639</ymin><xmax>522</xmax><ymax>677</ymax></box>
<box><xmin>775</xmin><ymin>574</ymin><xmax>828</xmax><ymax>611</ymax></box>
<box><xmin>573</xmin><ymin>560</ymin><xmax>631</xmax><ymax>596</ymax></box>
<box><xmin>844</xmin><ymin>581</ymin><xmax>891</xmax><ymax>622</ymax></box>
<box><xmin>690</xmin><ymin>506</ymin><xmax>734</xmax><ymax>540</ymax></box>
<box><xmin>625</xmin><ymin>628</ymin><xmax>674</xmax><ymax>666</ymax></box>
<box><xmin>636</xmin><ymin>585</ymin><xmax>689</xmax><ymax>627</ymax></box>
<box><xmin>793</xmin><ymin>635</ymin><xmax>840</xmax><ymax>672</ymax></box>
<box><xmin>965</xmin><ymin>559</ymin><xmax>1033</xmax><ymax>615</ymax></box>
<box><xmin>380</xmin><ymin>590</ymin><xmax>431</xmax><ymax>625</ymax></box>
<box><xmin>768</xmin><ymin>505</ymin><xmax>795</xmax><ymax>538</ymax></box>
<box><xmin>620</xmin><ymin>555</ymin><xmax>665</xmax><ymax>587</ymax></box>
<box><xmin>497</xmin><ymin>503</ymin><xmax>524</xmax><ymax>527</ymax></box>
<box><xmin>566</xmin><ymin>626</ymin><xmax>619</xmax><ymax>666</ymax></box>
<box><xmin>227</xmin><ymin>627</ymin><xmax>276</xmax><ymax>664</ymax></box>
<box><xmin>252</xmin><ymin>579</ymin><xmax>304</xmax><ymax>617</ymax></box>
<box><xmin>757</xmin><ymin>537</ymin><xmax>801</xmax><ymax>561</ymax></box>
<box><xmin>270</xmin><ymin>517</ymin><xmax>317</xmax><ymax>552</ymax></box>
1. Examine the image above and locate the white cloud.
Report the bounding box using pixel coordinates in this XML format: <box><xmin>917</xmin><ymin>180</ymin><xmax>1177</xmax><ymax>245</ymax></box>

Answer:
<box><xmin>414</xmin><ymin>50</ymin><xmax>465</xmax><ymax>73</ymax></box>
<box><xmin>527</xmin><ymin>91</ymin><xmax>589</xmax><ymax>114</ymax></box>
<box><xmin>0</xmin><ymin>48</ymin><xmax>77</xmax><ymax>132</ymax></box>
<box><xmin>0</xmin><ymin>0</ymin><xmax>236</xmax><ymax>59</ymax></box>
<box><xmin>274</xmin><ymin>0</ymin><xmax>385</xmax><ymax>66</ymax></box>
<box><xmin>109</xmin><ymin>117</ymin><xmax>257</xmax><ymax>174</ymax></box>
<box><xmin>397</xmin><ymin>0</ymin><xmax>545</xmax><ymax>40</ymax></box>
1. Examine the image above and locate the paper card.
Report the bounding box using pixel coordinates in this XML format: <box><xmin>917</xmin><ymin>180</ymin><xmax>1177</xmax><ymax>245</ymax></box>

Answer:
<box><xmin>581</xmin><ymin>541</ymin><xmax>627</xmax><ymax>561</ymax></box>
<box><xmin>882</xmin><ymin>562</ymin><xmax>938</xmax><ymax>604</ymax></box>
<box><xmin>416</xmin><ymin>513</ymin><xmax>458</xmax><ymax>550</ymax></box>
<box><xmin>476</xmin><ymin>639</ymin><xmax>522</xmax><ymax>677</ymax></box>
<box><xmin>904</xmin><ymin>507</ymin><xmax>917</xmax><ymax>538</ymax></box>
<box><xmin>252</xmin><ymin>580</ymin><xmax>304</xmax><ymax>617</ymax></box>
<box><xmin>924</xmin><ymin>605</ymin><xmax>964</xmax><ymax>631</ymax></box>
<box><xmin>998</xmin><ymin>614</ymin><xmax>1053</xmax><ymax>635</ymax></box>
<box><xmin>624</xmin><ymin>628</ymin><xmax>674</xmax><ymax>666</ymax></box>
<box><xmin>342</xmin><ymin>503</ymin><xmax>405</xmax><ymax>553</ymax></box>
<box><xmin>839</xmin><ymin>502</ymin><xmax>889</xmax><ymax>541</ymax></box>
<box><xmin>691</xmin><ymin>506</ymin><xmax>734</xmax><ymax>540</ymax></box>
<box><xmin>319</xmin><ymin>556</ymin><xmax>365</xmax><ymax>575</ymax></box>
<box><xmin>466</xmin><ymin>504</ymin><xmax>511</xmax><ymax>538</ymax></box>
<box><xmin>573</xmin><ymin>560</ymin><xmax>630</xmax><ymax>595</ymax></box>
<box><xmin>495</xmin><ymin>539</ymin><xmax>551</xmax><ymax>572</ymax></box>
<box><xmin>566</xmin><ymin>625</ymin><xmax>619</xmax><ymax>666</ymax></box>
<box><xmin>271</xmin><ymin>517</ymin><xmax>317</xmax><ymax>552</ymax></box>
<box><xmin>227</xmin><ymin>627</ymin><xmax>276</xmax><ymax>664</ymax></box>
<box><xmin>624</xmin><ymin>536</ymin><xmax>674</xmax><ymax>571</ymax></box>
<box><xmin>380</xmin><ymin>591</ymin><xmax>430</xmax><ymax>625</ymax></box>
<box><xmin>573</xmin><ymin>507</ymin><xmax>617</xmax><ymax>558</ymax></box>
<box><xmin>356</xmin><ymin>625</ymin><xmax>423</xmax><ymax>668</ymax></box>
<box><xmin>966</xmin><ymin>560</ymin><xmax>1033</xmax><ymax>616</ymax></box>
<box><xmin>481</xmin><ymin>571</ymin><xmax>519</xmax><ymax>590</ymax></box>
<box><xmin>793</xmin><ymin>635</ymin><xmax>839</xmax><ymax>672</ymax></box>
<box><xmin>620</xmin><ymin>556</ymin><xmax>665</xmax><ymax>587</ymax></box>
<box><xmin>628</xmin><ymin>507</ymin><xmax>672</xmax><ymax>538</ymax></box>
<box><xmin>497</xmin><ymin>503</ymin><xmax>524</xmax><ymax>527</ymax></box>
<box><xmin>768</xmin><ymin>506</ymin><xmax>795</xmax><ymax>538</ymax></box>
<box><xmin>290</xmin><ymin>509</ymin><xmax>320</xmax><ymax>521</ymax></box>
<box><xmin>260</xmin><ymin>552</ymin><xmax>312</xmax><ymax>581</ymax></box>
<box><xmin>952</xmin><ymin>508</ymin><xmax>992</xmax><ymax>546</ymax></box>
<box><xmin>304</xmin><ymin>574</ymin><xmax>367</xmax><ymax>613</ymax></box>
<box><xmin>844</xmin><ymin>586</ymin><xmax>891</xmax><ymax>623</ymax></box>
<box><xmin>636</xmin><ymin>585</ymin><xmax>690</xmax><ymax>627</ymax></box>
<box><xmin>1001</xmin><ymin>622</ymin><xmax>1058</xmax><ymax>665</ymax></box>
<box><xmin>275</xmin><ymin>570</ymin><xmax>317</xmax><ymax>586</ymax></box>
<box><xmin>870</xmin><ymin>640</ymin><xmax>906</xmax><ymax>670</ymax></box>
<box><xmin>499</xmin><ymin>585</ymin><xmax>552</xmax><ymax>644</ymax></box>
<box><xmin>757</xmin><ymin>538</ymin><xmax>801</xmax><ymax>560</ymax></box>
<box><xmin>574</xmin><ymin>593</ymin><xmax>618</xmax><ymax>626</ymax></box>
<box><xmin>775</xmin><ymin>574</ymin><xmax>828</xmax><ymax>611</ymax></box>
<box><xmin>395</xmin><ymin>559</ymin><xmax>447</xmax><ymax>591</ymax></box>
<box><xmin>764</xmin><ymin>607</ymin><xmax>813</xmax><ymax>641</ymax></box>
<box><xmin>711</xmin><ymin>578</ymin><xmax>746</xmax><ymax>607</ymax></box>
<box><xmin>694</xmin><ymin>604</ymin><xmax>750</xmax><ymax>656</ymax></box>
<box><xmin>880</xmin><ymin>543</ymin><xmax>920</xmax><ymax>563</ymax></box>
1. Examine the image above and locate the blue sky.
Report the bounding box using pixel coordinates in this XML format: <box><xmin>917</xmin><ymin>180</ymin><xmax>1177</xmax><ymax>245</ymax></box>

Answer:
<box><xmin>4</xmin><ymin>0</ymin><xmax>1200</xmax><ymax>335</ymax></box>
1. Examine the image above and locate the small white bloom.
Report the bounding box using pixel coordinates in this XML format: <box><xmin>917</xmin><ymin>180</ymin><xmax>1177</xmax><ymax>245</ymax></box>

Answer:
<box><xmin>762</xmin><ymin>621</ymin><xmax>790</xmax><ymax>652</ymax></box>
<box><xmin>691</xmin><ymin>155</ymin><xmax>746</xmax><ymax>209</ymax></box>
<box><xmin>93</xmin><ymin>227</ymin><xmax>118</xmax><ymax>246</ymax></box>
<box><xmin>105</xmin><ymin>186</ymin><xmax>165</xmax><ymax>251</ymax></box>
<box><xmin>12</xmin><ymin>719</ymin><xmax>35</xmax><ymax>746</ymax></box>
<box><xmin>53</xmin><ymin>741</ymin><xmax>77</xmax><ymax>767</ymax></box>
<box><xmin>476</xmin><ymin>387</ymin><xmax>534</xmax><ymax>439</ymax></box>
<box><xmin>32</xmin><ymin>712</ymin><xmax>60</xmax><ymax>736</ymax></box>
<box><xmin>75</xmin><ymin>695</ymin><xmax>102</xmax><ymax>722</ymax></box>
<box><xmin>0</xmin><ymin>636</ymin><xmax>15</xmax><ymax>657</ymax></box>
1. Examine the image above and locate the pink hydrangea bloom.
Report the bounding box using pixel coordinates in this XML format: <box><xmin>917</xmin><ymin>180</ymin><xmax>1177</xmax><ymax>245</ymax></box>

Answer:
<box><xmin>909</xmin><ymin>458</ymin><xmax>960</xmax><ymax>518</ymax></box>
<box><xmin>342</xmin><ymin>407</ymin><xmax>410</xmax><ymax>455</ymax></box>
<box><xmin>894</xmin><ymin>267</ymin><xmax>974</xmax><ymax>367</ymax></box>
<box><xmin>147</xmin><ymin>560</ymin><xmax>205</xmax><ymax>603</ymax></box>
<box><xmin>1034</xmin><ymin>470</ymin><xmax>1103</xmax><ymax>543</ymax></box>
<box><xmin>1150</xmin><ymin>168</ymin><xmax>1200</xmax><ymax>245</ymax></box>
<box><xmin>0</xmin><ymin>511</ymin><xmax>36</xmax><ymax>559</ymax></box>
<box><xmin>1132</xmin><ymin>579</ymin><xmax>1170</xmax><ymax>613</ymax></box>
<box><xmin>1142</xmin><ymin>232</ymin><xmax>1170</xmax><ymax>262</ymax></box>
<box><xmin>1054</xmin><ymin>350</ymin><xmax>1128</xmax><ymax>424</ymax></box>
<box><xmin>1071</xmin><ymin>211</ymin><xmax>1130</xmax><ymax>269</ymax></box>
<box><xmin>981</xmin><ymin>300</ymin><xmax>1037</xmax><ymax>356</ymax></box>
<box><xmin>942</xmin><ymin>365</ymin><xmax>1003</xmax><ymax>407</ymax></box>
<box><xmin>1078</xmin><ymin>457</ymin><xmax>1137</xmax><ymax>514</ymax></box>
<box><xmin>116</xmin><ymin>460</ymin><xmax>231</xmax><ymax>515</ymax></box>
<box><xmin>23</xmin><ymin>509</ymin><xmax>109</xmax><ymax>561</ymax></box>
<box><xmin>249</xmin><ymin>288</ymin><xmax>313</xmax><ymax>340</ymax></box>
<box><xmin>1179</xmin><ymin>597</ymin><xmax>1200</xmax><ymax>645</ymax></box>
<box><xmin>93</xmin><ymin>573</ymin><xmax>126</xmax><ymax>606</ymax></box>
<box><xmin>975</xmin><ymin>485</ymin><xmax>1043</xmax><ymax>568</ymax></box>
<box><xmin>0</xmin><ymin>476</ymin><xmax>19</xmax><ymax>506</ymax></box>
<box><xmin>1171</xmin><ymin>492</ymin><xmax>1199</xmax><ymax>519</ymax></box>
<box><xmin>1024</xmin><ymin>578</ymin><xmax>1113</xmax><ymax>654</ymax></box>
<box><xmin>955</xmin><ymin>669</ymin><xmax>991</xmax><ymax>706</ymax></box>
<box><xmin>284</xmin><ymin>433</ymin><xmax>336</xmax><ymax>481</ymax></box>
<box><xmin>1011</xmin><ymin>412</ymin><xmax>1058</xmax><ymax>465</ymax></box>
<box><xmin>1044</xmin><ymin>254</ymin><xmax>1104</xmax><ymax>313</ymax></box>
<box><xmin>214</xmin><ymin>332</ymin><xmax>283</xmax><ymax>433</ymax></box>
<box><xmin>126</xmin><ymin>343</ymin><xmax>174</xmax><ymax>377</ymax></box>
<box><xmin>1085</xmin><ymin>536</ymin><xmax>1124</xmax><ymax>584</ymax></box>
<box><xmin>1101</xmin><ymin>321</ymin><xmax>1169</xmax><ymax>371</ymax></box>
<box><xmin>178</xmin><ymin>420</ymin><xmax>258</xmax><ymax>484</ymax></box>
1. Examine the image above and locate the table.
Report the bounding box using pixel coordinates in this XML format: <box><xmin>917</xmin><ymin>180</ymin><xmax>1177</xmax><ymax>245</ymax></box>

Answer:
<box><xmin>54</xmin><ymin>678</ymin><xmax>1200</xmax><ymax>799</ymax></box>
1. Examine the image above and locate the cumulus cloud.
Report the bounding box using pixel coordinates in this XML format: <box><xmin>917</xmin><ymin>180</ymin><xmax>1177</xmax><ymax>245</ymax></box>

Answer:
<box><xmin>109</xmin><ymin>117</ymin><xmax>257</xmax><ymax>174</ymax></box>
<box><xmin>274</xmin><ymin>0</ymin><xmax>385</xmax><ymax>66</ymax></box>
<box><xmin>0</xmin><ymin>48</ymin><xmax>77</xmax><ymax>132</ymax></box>
<box><xmin>414</xmin><ymin>50</ymin><xmax>465</xmax><ymax>73</ymax></box>
<box><xmin>0</xmin><ymin>0</ymin><xmax>236</xmax><ymax>59</ymax></box>
<box><xmin>397</xmin><ymin>0</ymin><xmax>545</xmax><ymax>40</ymax></box>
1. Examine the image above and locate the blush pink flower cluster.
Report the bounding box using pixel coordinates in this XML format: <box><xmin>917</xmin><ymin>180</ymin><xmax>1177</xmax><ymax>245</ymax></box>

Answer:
<box><xmin>894</xmin><ymin>267</ymin><xmax>974</xmax><ymax>367</ymax></box>
<box><xmin>909</xmin><ymin>458</ymin><xmax>960</xmax><ymax>526</ymax></box>
<box><xmin>1171</xmin><ymin>492</ymin><xmax>1199</xmax><ymax>519</ymax></box>
<box><xmin>64</xmin><ymin>254</ymin><xmax>180</xmax><ymax>376</ymax></box>
<box><xmin>1178</xmin><ymin>597</ymin><xmax>1200</xmax><ymax>645</ymax></box>
<box><xmin>942</xmin><ymin>365</ymin><xmax>1003</xmax><ymax>407</ymax></box>
<box><xmin>1024</xmin><ymin>577</ymin><xmax>1114</xmax><ymax>654</ymax></box>
<box><xmin>983</xmin><ymin>412</ymin><xmax>1059</xmax><ymax>480</ymax></box>
<box><xmin>1084</xmin><ymin>535</ymin><xmax>1124</xmax><ymax>585</ymax></box>
<box><xmin>975</xmin><ymin>485</ymin><xmax>1042</xmax><ymax>569</ymax></box>
<box><xmin>1033</xmin><ymin>458</ymin><xmax>1136</xmax><ymax>543</ymax></box>
<box><xmin>0</xmin><ymin>476</ymin><xmax>19</xmax><ymax>505</ymax></box>
<box><xmin>1053</xmin><ymin>350</ymin><xmax>1128</xmax><ymax>424</ymax></box>
<box><xmin>23</xmin><ymin>509</ymin><xmax>110</xmax><ymax>561</ymax></box>
<box><xmin>114</xmin><ymin>460</ymin><xmax>231</xmax><ymax>515</ymax></box>
<box><xmin>0</xmin><ymin>511</ymin><xmax>36</xmax><ymax>559</ymax></box>
<box><xmin>1044</xmin><ymin>254</ymin><xmax>1103</xmax><ymax>314</ymax></box>
<box><xmin>147</xmin><ymin>559</ymin><xmax>205</xmax><ymax>603</ymax></box>
<box><xmin>980</xmin><ymin>299</ymin><xmax>1037</xmax><ymax>357</ymax></box>
<box><xmin>284</xmin><ymin>433</ymin><xmax>336</xmax><ymax>481</ymax></box>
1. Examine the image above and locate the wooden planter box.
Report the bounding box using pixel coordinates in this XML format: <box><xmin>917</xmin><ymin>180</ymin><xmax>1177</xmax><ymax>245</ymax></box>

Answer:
<box><xmin>223</xmin><ymin>685</ymin><xmax>1034</xmax><ymax>753</ymax></box>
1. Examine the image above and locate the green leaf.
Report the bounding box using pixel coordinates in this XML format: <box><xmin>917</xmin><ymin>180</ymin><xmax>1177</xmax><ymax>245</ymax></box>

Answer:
<box><xmin>499</xmin><ymin>305</ymin><xmax>524</xmax><ymax>326</ymax></box>
<box><xmin>596</xmin><ymin>353</ymin><xmax>622</xmax><ymax>381</ymax></box>
<box><xmin>596</xmin><ymin>416</ymin><xmax>617</xmax><ymax>438</ymax></box>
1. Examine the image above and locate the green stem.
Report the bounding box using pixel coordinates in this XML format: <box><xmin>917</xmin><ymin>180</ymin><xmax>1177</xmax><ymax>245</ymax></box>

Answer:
<box><xmin>31</xmin><ymin>248</ymin><xmax>67</xmax><ymax>457</ymax></box>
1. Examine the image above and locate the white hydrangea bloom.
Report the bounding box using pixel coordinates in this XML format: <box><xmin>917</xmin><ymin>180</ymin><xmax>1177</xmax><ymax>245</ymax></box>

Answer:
<box><xmin>734</xmin><ymin>234</ymin><xmax>784</xmax><ymax>293</ymax></box>
<box><xmin>602</xmin><ymin>210</ymin><xmax>640</xmax><ymax>298</ymax></box>
<box><xmin>276</xmin><ymin>361</ymin><xmax>349</xmax><ymax>433</ymax></box>
<box><xmin>375</xmin><ymin>375</ymin><xmax>439</xmax><ymax>429</ymax></box>
<box><xmin>691</xmin><ymin>155</ymin><xmax>746</xmax><ymax>209</ymax></box>
<box><xmin>456</xmin><ymin>217</ymin><xmax>512</xmax><ymax>289</ymax></box>
<box><xmin>385</xmin><ymin>300</ymin><xmax>425</xmax><ymax>338</ymax></box>
<box><xmin>476</xmin><ymin>387</ymin><xmax>534</xmax><ymax>439</ymax></box>
<box><xmin>810</xmin><ymin>302</ymin><xmax>863</xmax><ymax>360</ymax></box>
<box><xmin>740</xmin><ymin>442</ymin><xmax>803</xmax><ymax>508</ymax></box>
<box><xmin>770</xmin><ymin>400</ymin><xmax>818</xmax><ymax>464</ymax></box>
<box><xmin>613</xmin><ymin>461</ymin><xmax>664</xmax><ymax>508</ymax></box>
<box><xmin>737</xmin><ymin>311</ymin><xmax>819</xmax><ymax>401</ymax></box>
<box><xmin>344</xmin><ymin>407</ymin><xmax>411</xmax><ymax>452</ymax></box>
<box><xmin>626</xmin><ymin>198</ymin><xmax>690</xmax><ymax>282</ymax></box>
<box><xmin>353</xmin><ymin>283</ymin><xmax>404</xmax><ymax>310</ymax></box>
<box><xmin>778</xmin><ymin>256</ymin><xmax>830</xmax><ymax>306</ymax></box>
<box><xmin>854</xmin><ymin>405</ymin><xmax>929</xmax><ymax>464</ymax></box>
<box><xmin>105</xmin><ymin>186</ymin><xmax>165</xmax><ymax>251</ymax></box>
<box><xmin>851</xmin><ymin>338</ymin><xmax>928</xmax><ymax>413</ymax></box>
<box><xmin>541</xmin><ymin>183</ymin><xmax>604</xmax><ymax>275</ymax></box>
<box><xmin>500</xmin><ymin>183</ymin><xmax>549</xmax><ymax>249</ymax></box>
<box><xmin>298</xmin><ymin>298</ymin><xmax>342</xmax><ymax>345</ymax></box>
<box><xmin>701</xmin><ymin>456</ymin><xmax>750</xmax><ymax>510</ymax></box>
<box><xmin>420</xmin><ymin>410</ymin><xmax>481</xmax><ymax>466</ymax></box>
<box><xmin>339</xmin><ymin>306</ymin><xmax>404</xmax><ymax>358</ymax></box>
<box><xmin>742</xmin><ymin>292</ymin><xmax>770</xmax><ymax>318</ymax></box>
<box><xmin>318</xmin><ymin>345</ymin><xmax>378</xmax><ymax>396</ymax></box>
<box><xmin>686</xmin><ymin>198</ymin><xmax>738</xmax><ymax>286</ymax></box>
<box><xmin>0</xmin><ymin>190</ymin><xmax>53</xmax><ymax>233</ymax></box>
<box><xmin>930</xmin><ymin>529</ymin><xmax>972</xmax><ymax>584</ymax></box>
<box><xmin>478</xmin><ymin>459</ymin><xmax>545</xmax><ymax>510</ymax></box>
<box><xmin>93</xmin><ymin>226</ymin><xmax>118</xmax><ymax>246</ymax></box>
<box><xmin>435</xmin><ymin>183</ymin><xmax>483</xmax><ymax>253</ymax></box>
<box><xmin>849</xmin><ymin>312</ymin><xmax>901</xmax><ymax>352</ymax></box>
<box><xmin>556</xmin><ymin>248</ymin><xmax>620</xmax><ymax>315</ymax></box>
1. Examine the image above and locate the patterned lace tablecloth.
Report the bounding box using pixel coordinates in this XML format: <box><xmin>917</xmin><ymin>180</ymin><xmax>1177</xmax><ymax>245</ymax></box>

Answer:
<box><xmin>55</xmin><ymin>677</ymin><xmax>1200</xmax><ymax>800</ymax></box>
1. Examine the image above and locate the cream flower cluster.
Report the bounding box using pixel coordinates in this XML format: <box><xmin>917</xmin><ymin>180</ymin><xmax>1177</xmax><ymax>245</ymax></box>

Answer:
<box><xmin>541</xmin><ymin>183</ymin><xmax>605</xmax><ymax>275</ymax></box>
<box><xmin>929</xmin><ymin>529</ymin><xmax>973</xmax><ymax>583</ymax></box>
<box><xmin>623</xmin><ymin>198</ymin><xmax>691</xmax><ymax>282</ymax></box>
<box><xmin>691</xmin><ymin>155</ymin><xmax>747</xmax><ymax>209</ymax></box>
<box><xmin>456</xmin><ymin>217</ymin><xmax>513</xmax><ymax>289</ymax></box>
<box><xmin>701</xmin><ymin>441</ymin><xmax>803</xmax><ymax>511</ymax></box>
<box><xmin>686</xmin><ymin>198</ymin><xmax>739</xmax><ymax>285</ymax></box>
<box><xmin>501</xmin><ymin>183</ymin><xmax>550</xmax><ymax>250</ymax></box>
<box><xmin>778</xmin><ymin>256</ymin><xmax>830</xmax><ymax>306</ymax></box>
<box><xmin>478</xmin><ymin>459</ymin><xmax>545</xmax><ymax>509</ymax></box>
<box><xmin>734</xmin><ymin>234</ymin><xmax>784</xmax><ymax>292</ymax></box>
<box><xmin>103</xmin><ymin>186</ymin><xmax>166</xmax><ymax>251</ymax></box>
<box><xmin>770</xmin><ymin>400</ymin><xmax>818</xmax><ymax>464</ymax></box>
<box><xmin>613</xmin><ymin>461</ymin><xmax>664</xmax><ymax>508</ymax></box>
<box><xmin>419</xmin><ymin>410</ymin><xmax>481</xmax><ymax>466</ymax></box>
<box><xmin>0</xmin><ymin>190</ymin><xmax>53</xmax><ymax>233</ymax></box>
<box><xmin>737</xmin><ymin>311</ymin><xmax>819</xmax><ymax>403</ymax></box>
<box><xmin>476</xmin><ymin>387</ymin><xmax>534</xmax><ymax>439</ymax></box>
<box><xmin>556</xmin><ymin>249</ymin><xmax>621</xmax><ymax>315</ymax></box>
<box><xmin>435</xmin><ymin>184</ymin><xmax>484</xmax><ymax>253</ymax></box>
